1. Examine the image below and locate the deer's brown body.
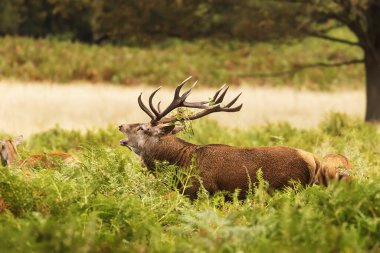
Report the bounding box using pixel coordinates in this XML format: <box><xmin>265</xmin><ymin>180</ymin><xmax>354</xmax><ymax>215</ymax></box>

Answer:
<box><xmin>140</xmin><ymin>134</ymin><xmax>319</xmax><ymax>198</ymax></box>
<box><xmin>19</xmin><ymin>153</ymin><xmax>77</xmax><ymax>167</ymax></box>
<box><xmin>0</xmin><ymin>136</ymin><xmax>77</xmax><ymax>168</ymax></box>
<box><xmin>119</xmin><ymin>77</ymin><xmax>323</xmax><ymax>199</ymax></box>
<box><xmin>0</xmin><ymin>136</ymin><xmax>23</xmax><ymax>167</ymax></box>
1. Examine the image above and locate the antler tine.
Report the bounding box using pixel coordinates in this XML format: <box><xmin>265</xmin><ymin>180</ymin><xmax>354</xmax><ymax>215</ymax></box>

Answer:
<box><xmin>159</xmin><ymin>103</ymin><xmax>218</xmax><ymax>124</ymax></box>
<box><xmin>215</xmin><ymin>92</ymin><xmax>243</xmax><ymax>113</ymax></box>
<box><xmin>160</xmin><ymin>88</ymin><xmax>243</xmax><ymax>124</ymax></box>
<box><xmin>177</xmin><ymin>78</ymin><xmax>198</xmax><ymax>101</ymax></box>
<box><xmin>180</xmin><ymin>83</ymin><xmax>230</xmax><ymax>109</ymax></box>
<box><xmin>174</xmin><ymin>76</ymin><xmax>192</xmax><ymax>98</ymax></box>
<box><xmin>148</xmin><ymin>77</ymin><xmax>242</xmax><ymax>125</ymax></box>
<box><xmin>225</xmin><ymin>92</ymin><xmax>242</xmax><ymax>108</ymax></box>
<box><xmin>214</xmin><ymin>86</ymin><xmax>229</xmax><ymax>104</ymax></box>
<box><xmin>221</xmin><ymin>103</ymin><xmax>243</xmax><ymax>112</ymax></box>
<box><xmin>181</xmin><ymin>80</ymin><xmax>214</xmax><ymax>108</ymax></box>
<box><xmin>138</xmin><ymin>93</ymin><xmax>155</xmax><ymax>120</ymax></box>
<box><xmin>148</xmin><ymin>87</ymin><xmax>161</xmax><ymax>116</ymax></box>
<box><xmin>212</xmin><ymin>84</ymin><xmax>227</xmax><ymax>102</ymax></box>
<box><xmin>184</xmin><ymin>101</ymin><xmax>243</xmax><ymax>121</ymax></box>
<box><xmin>182</xmin><ymin>101</ymin><xmax>211</xmax><ymax>109</ymax></box>
<box><xmin>151</xmin><ymin>76</ymin><xmax>194</xmax><ymax>124</ymax></box>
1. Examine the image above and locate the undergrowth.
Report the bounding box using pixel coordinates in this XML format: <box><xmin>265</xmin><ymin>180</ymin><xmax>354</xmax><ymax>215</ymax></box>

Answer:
<box><xmin>0</xmin><ymin>113</ymin><xmax>379</xmax><ymax>252</ymax></box>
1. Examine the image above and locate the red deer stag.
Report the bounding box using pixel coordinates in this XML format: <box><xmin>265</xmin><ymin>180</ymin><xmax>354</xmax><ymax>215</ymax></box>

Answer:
<box><xmin>118</xmin><ymin>77</ymin><xmax>321</xmax><ymax>199</ymax></box>
<box><xmin>0</xmin><ymin>135</ymin><xmax>77</xmax><ymax>168</ymax></box>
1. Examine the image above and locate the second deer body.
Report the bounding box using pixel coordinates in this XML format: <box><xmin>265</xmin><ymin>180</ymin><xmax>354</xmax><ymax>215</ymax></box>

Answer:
<box><xmin>0</xmin><ymin>135</ymin><xmax>77</xmax><ymax>168</ymax></box>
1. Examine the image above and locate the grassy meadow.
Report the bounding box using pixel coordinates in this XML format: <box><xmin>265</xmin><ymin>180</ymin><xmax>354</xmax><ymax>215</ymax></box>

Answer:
<box><xmin>0</xmin><ymin>30</ymin><xmax>377</xmax><ymax>252</ymax></box>
<box><xmin>0</xmin><ymin>114</ymin><xmax>380</xmax><ymax>253</ymax></box>
<box><xmin>0</xmin><ymin>29</ymin><xmax>363</xmax><ymax>89</ymax></box>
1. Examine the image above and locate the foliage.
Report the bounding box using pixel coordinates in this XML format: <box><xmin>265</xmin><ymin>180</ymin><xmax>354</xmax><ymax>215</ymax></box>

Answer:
<box><xmin>0</xmin><ymin>0</ymin><xmax>23</xmax><ymax>35</ymax></box>
<box><xmin>91</xmin><ymin>0</ymin><xmax>207</xmax><ymax>44</ymax></box>
<box><xmin>0</xmin><ymin>0</ymin><xmax>306</xmax><ymax>43</ymax></box>
<box><xmin>0</xmin><ymin>0</ymin><xmax>93</xmax><ymax>41</ymax></box>
<box><xmin>246</xmin><ymin>1</ymin><xmax>380</xmax><ymax>121</ymax></box>
<box><xmin>0</xmin><ymin>35</ymin><xmax>363</xmax><ymax>89</ymax></box>
<box><xmin>0</xmin><ymin>113</ymin><xmax>379</xmax><ymax>252</ymax></box>
<box><xmin>0</xmin><ymin>0</ymin><xmax>377</xmax><ymax>47</ymax></box>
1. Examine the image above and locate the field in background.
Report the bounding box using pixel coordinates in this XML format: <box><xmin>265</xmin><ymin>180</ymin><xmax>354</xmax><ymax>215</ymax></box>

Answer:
<box><xmin>0</xmin><ymin>114</ymin><xmax>379</xmax><ymax>252</ymax></box>
<box><xmin>0</xmin><ymin>29</ymin><xmax>363</xmax><ymax>89</ymax></box>
<box><xmin>0</xmin><ymin>81</ymin><xmax>365</xmax><ymax>136</ymax></box>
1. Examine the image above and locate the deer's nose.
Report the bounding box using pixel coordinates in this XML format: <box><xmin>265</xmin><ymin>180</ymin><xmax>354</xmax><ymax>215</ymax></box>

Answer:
<box><xmin>118</xmin><ymin>125</ymin><xmax>123</xmax><ymax>131</ymax></box>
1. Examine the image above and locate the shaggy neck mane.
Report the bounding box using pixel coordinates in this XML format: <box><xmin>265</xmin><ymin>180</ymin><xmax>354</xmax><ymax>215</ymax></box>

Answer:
<box><xmin>141</xmin><ymin>135</ymin><xmax>197</xmax><ymax>170</ymax></box>
<box><xmin>3</xmin><ymin>141</ymin><xmax>18</xmax><ymax>165</ymax></box>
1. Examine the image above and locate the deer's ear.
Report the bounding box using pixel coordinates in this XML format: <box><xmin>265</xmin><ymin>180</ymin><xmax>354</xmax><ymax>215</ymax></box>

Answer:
<box><xmin>15</xmin><ymin>135</ymin><xmax>23</xmax><ymax>145</ymax></box>
<box><xmin>171</xmin><ymin>126</ymin><xmax>184</xmax><ymax>135</ymax></box>
<box><xmin>158</xmin><ymin>125</ymin><xmax>185</xmax><ymax>135</ymax></box>
<box><xmin>158</xmin><ymin>125</ymin><xmax>176</xmax><ymax>135</ymax></box>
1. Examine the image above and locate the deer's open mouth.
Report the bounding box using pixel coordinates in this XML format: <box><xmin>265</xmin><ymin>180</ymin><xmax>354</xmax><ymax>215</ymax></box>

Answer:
<box><xmin>119</xmin><ymin>138</ymin><xmax>132</xmax><ymax>150</ymax></box>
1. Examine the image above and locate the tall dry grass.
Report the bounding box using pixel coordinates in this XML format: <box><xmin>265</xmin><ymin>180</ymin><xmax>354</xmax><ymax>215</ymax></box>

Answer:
<box><xmin>0</xmin><ymin>81</ymin><xmax>365</xmax><ymax>136</ymax></box>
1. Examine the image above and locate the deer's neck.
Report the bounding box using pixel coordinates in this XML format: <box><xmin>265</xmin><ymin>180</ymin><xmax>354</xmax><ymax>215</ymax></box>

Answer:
<box><xmin>141</xmin><ymin>136</ymin><xmax>197</xmax><ymax>170</ymax></box>
<box><xmin>1</xmin><ymin>142</ymin><xmax>18</xmax><ymax>166</ymax></box>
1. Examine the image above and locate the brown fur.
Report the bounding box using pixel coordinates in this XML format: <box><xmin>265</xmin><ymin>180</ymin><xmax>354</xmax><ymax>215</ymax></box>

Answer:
<box><xmin>133</xmin><ymin>133</ymin><xmax>320</xmax><ymax>199</ymax></box>
<box><xmin>0</xmin><ymin>136</ymin><xmax>77</xmax><ymax>168</ymax></box>
<box><xmin>19</xmin><ymin>153</ymin><xmax>77</xmax><ymax>168</ymax></box>
<box><xmin>0</xmin><ymin>137</ymin><xmax>22</xmax><ymax>166</ymax></box>
<box><xmin>316</xmin><ymin>154</ymin><xmax>352</xmax><ymax>186</ymax></box>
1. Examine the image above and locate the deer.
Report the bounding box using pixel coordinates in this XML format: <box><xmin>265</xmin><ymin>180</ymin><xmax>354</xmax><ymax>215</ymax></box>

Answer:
<box><xmin>118</xmin><ymin>77</ymin><xmax>323</xmax><ymax>199</ymax></box>
<box><xmin>315</xmin><ymin>154</ymin><xmax>352</xmax><ymax>186</ymax></box>
<box><xmin>0</xmin><ymin>135</ymin><xmax>78</xmax><ymax>169</ymax></box>
<box><xmin>0</xmin><ymin>135</ymin><xmax>23</xmax><ymax>167</ymax></box>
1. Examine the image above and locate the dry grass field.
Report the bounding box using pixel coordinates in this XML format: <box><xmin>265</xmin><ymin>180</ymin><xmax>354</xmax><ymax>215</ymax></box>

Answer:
<box><xmin>0</xmin><ymin>81</ymin><xmax>365</xmax><ymax>136</ymax></box>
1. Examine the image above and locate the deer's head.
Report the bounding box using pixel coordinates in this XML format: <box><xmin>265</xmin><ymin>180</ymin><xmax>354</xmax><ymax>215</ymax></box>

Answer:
<box><xmin>119</xmin><ymin>77</ymin><xmax>243</xmax><ymax>154</ymax></box>
<box><xmin>0</xmin><ymin>135</ymin><xmax>23</xmax><ymax>166</ymax></box>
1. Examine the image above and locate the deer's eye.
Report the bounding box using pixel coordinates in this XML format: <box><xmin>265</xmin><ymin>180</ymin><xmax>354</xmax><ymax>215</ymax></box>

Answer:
<box><xmin>137</xmin><ymin>126</ymin><xmax>144</xmax><ymax>132</ymax></box>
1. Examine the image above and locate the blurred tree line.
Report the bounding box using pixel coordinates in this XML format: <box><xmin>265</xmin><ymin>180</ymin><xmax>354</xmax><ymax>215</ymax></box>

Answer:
<box><xmin>0</xmin><ymin>0</ymin><xmax>310</xmax><ymax>44</ymax></box>
<box><xmin>0</xmin><ymin>0</ymin><xmax>198</xmax><ymax>43</ymax></box>
<box><xmin>0</xmin><ymin>0</ymin><xmax>93</xmax><ymax>41</ymax></box>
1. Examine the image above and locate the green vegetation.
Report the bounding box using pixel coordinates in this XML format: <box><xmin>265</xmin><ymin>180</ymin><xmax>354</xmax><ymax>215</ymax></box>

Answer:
<box><xmin>0</xmin><ymin>113</ymin><xmax>379</xmax><ymax>252</ymax></box>
<box><xmin>0</xmin><ymin>34</ymin><xmax>363</xmax><ymax>89</ymax></box>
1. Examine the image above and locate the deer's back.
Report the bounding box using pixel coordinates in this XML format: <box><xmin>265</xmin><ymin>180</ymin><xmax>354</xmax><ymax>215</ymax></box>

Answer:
<box><xmin>194</xmin><ymin>145</ymin><xmax>318</xmax><ymax>194</ymax></box>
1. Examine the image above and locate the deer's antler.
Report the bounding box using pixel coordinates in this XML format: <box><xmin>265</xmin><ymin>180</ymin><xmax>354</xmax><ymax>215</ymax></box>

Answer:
<box><xmin>137</xmin><ymin>76</ymin><xmax>243</xmax><ymax>125</ymax></box>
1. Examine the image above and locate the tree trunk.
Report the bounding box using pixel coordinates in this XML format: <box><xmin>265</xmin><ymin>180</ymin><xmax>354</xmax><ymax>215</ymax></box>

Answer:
<box><xmin>363</xmin><ymin>3</ymin><xmax>380</xmax><ymax>122</ymax></box>
<box><xmin>364</xmin><ymin>49</ymin><xmax>380</xmax><ymax>122</ymax></box>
